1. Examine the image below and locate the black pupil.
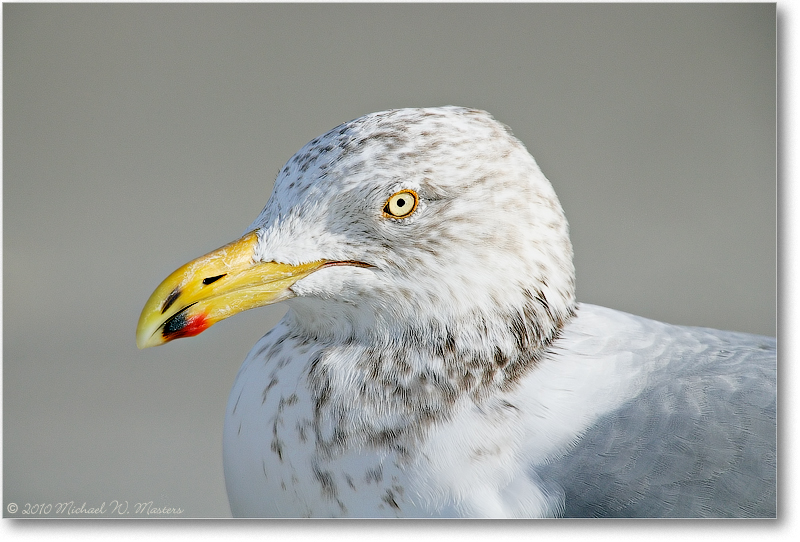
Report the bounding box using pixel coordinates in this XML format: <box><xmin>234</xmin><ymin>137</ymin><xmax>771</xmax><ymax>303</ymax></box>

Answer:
<box><xmin>396</xmin><ymin>198</ymin><xmax>406</xmax><ymax>208</ymax></box>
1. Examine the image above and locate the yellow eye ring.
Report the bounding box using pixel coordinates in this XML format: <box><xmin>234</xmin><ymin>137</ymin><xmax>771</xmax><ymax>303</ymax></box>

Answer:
<box><xmin>382</xmin><ymin>189</ymin><xmax>419</xmax><ymax>219</ymax></box>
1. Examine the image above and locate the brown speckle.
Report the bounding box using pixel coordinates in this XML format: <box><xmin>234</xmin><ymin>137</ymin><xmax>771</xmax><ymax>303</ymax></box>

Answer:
<box><xmin>262</xmin><ymin>378</ymin><xmax>279</xmax><ymax>405</ymax></box>
<box><xmin>382</xmin><ymin>489</ymin><xmax>401</xmax><ymax>510</ymax></box>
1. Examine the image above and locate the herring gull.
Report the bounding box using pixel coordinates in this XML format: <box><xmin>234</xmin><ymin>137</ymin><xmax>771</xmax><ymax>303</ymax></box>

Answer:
<box><xmin>136</xmin><ymin>106</ymin><xmax>776</xmax><ymax>518</ymax></box>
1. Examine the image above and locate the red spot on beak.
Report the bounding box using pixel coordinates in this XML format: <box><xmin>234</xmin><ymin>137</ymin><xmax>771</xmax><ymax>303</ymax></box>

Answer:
<box><xmin>162</xmin><ymin>310</ymin><xmax>210</xmax><ymax>341</ymax></box>
<box><xmin>177</xmin><ymin>313</ymin><xmax>210</xmax><ymax>339</ymax></box>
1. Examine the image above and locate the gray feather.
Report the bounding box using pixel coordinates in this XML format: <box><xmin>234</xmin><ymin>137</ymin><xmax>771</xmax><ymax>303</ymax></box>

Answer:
<box><xmin>538</xmin><ymin>317</ymin><xmax>776</xmax><ymax>517</ymax></box>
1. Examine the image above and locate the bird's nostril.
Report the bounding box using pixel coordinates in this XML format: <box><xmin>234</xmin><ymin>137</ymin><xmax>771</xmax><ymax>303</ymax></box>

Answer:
<box><xmin>202</xmin><ymin>274</ymin><xmax>226</xmax><ymax>285</ymax></box>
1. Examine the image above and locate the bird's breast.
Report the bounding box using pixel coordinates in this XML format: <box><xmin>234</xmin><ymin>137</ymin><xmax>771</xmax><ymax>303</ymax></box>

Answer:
<box><xmin>220</xmin><ymin>318</ymin><xmax>561</xmax><ymax>517</ymax></box>
<box><xmin>221</xmin><ymin>321</ymin><xmax>430</xmax><ymax>517</ymax></box>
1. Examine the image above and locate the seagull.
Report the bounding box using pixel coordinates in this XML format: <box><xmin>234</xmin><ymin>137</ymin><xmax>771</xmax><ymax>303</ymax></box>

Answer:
<box><xmin>136</xmin><ymin>106</ymin><xmax>776</xmax><ymax>518</ymax></box>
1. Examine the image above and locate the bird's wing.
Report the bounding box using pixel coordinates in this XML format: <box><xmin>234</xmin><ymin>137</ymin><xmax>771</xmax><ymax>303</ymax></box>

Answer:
<box><xmin>532</xmin><ymin>305</ymin><xmax>776</xmax><ymax>517</ymax></box>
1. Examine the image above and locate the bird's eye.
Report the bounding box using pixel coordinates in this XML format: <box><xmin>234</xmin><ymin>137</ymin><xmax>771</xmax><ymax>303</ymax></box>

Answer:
<box><xmin>383</xmin><ymin>189</ymin><xmax>419</xmax><ymax>219</ymax></box>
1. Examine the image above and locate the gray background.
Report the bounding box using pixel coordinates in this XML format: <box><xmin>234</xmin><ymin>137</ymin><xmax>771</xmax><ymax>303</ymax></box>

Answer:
<box><xmin>4</xmin><ymin>4</ymin><xmax>775</xmax><ymax>518</ymax></box>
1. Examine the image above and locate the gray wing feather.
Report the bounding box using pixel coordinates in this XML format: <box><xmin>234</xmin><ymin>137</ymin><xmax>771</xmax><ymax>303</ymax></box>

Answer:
<box><xmin>537</xmin><ymin>323</ymin><xmax>776</xmax><ymax>517</ymax></box>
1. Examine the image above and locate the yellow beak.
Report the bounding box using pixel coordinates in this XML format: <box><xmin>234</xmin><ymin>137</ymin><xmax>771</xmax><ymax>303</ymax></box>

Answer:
<box><xmin>136</xmin><ymin>231</ymin><xmax>325</xmax><ymax>349</ymax></box>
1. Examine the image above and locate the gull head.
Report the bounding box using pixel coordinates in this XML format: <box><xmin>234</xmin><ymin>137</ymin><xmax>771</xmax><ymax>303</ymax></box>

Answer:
<box><xmin>137</xmin><ymin>106</ymin><xmax>576</xmax><ymax>380</ymax></box>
